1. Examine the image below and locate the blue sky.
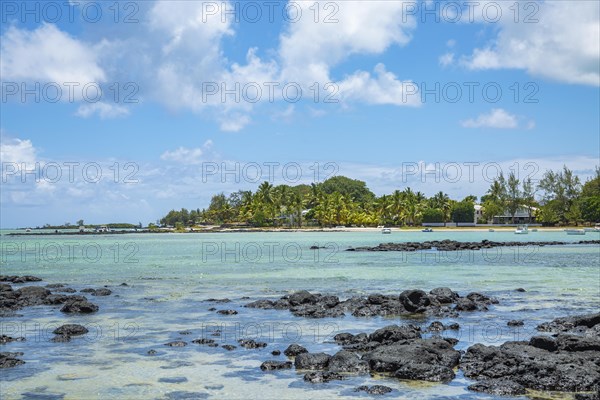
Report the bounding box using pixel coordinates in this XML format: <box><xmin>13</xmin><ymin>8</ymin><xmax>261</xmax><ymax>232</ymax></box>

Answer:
<box><xmin>1</xmin><ymin>0</ymin><xmax>599</xmax><ymax>227</ymax></box>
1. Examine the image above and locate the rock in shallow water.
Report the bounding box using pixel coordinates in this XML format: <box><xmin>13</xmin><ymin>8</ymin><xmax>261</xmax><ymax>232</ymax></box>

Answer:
<box><xmin>328</xmin><ymin>350</ymin><xmax>368</xmax><ymax>374</ymax></box>
<box><xmin>0</xmin><ymin>352</ymin><xmax>25</xmax><ymax>368</ymax></box>
<box><xmin>294</xmin><ymin>352</ymin><xmax>331</xmax><ymax>370</ymax></box>
<box><xmin>60</xmin><ymin>299</ymin><xmax>99</xmax><ymax>314</ymax></box>
<box><xmin>363</xmin><ymin>338</ymin><xmax>460</xmax><ymax>379</ymax></box>
<box><xmin>462</xmin><ymin>334</ymin><xmax>600</xmax><ymax>393</ymax></box>
<box><xmin>53</xmin><ymin>324</ymin><xmax>89</xmax><ymax>336</ymax></box>
<box><xmin>468</xmin><ymin>379</ymin><xmax>526</xmax><ymax>396</ymax></box>
<box><xmin>355</xmin><ymin>385</ymin><xmax>393</xmax><ymax>395</ymax></box>
<box><xmin>260</xmin><ymin>360</ymin><xmax>292</xmax><ymax>371</ymax></box>
<box><xmin>304</xmin><ymin>371</ymin><xmax>344</xmax><ymax>383</ymax></box>
<box><xmin>238</xmin><ymin>339</ymin><xmax>266</xmax><ymax>349</ymax></box>
<box><xmin>283</xmin><ymin>344</ymin><xmax>307</xmax><ymax>357</ymax></box>
<box><xmin>164</xmin><ymin>341</ymin><xmax>187</xmax><ymax>347</ymax></box>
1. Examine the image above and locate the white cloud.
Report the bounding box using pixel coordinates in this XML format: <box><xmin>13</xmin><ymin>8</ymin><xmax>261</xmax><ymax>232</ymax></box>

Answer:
<box><xmin>278</xmin><ymin>1</ymin><xmax>418</xmax><ymax>106</ymax></box>
<box><xmin>339</xmin><ymin>64</ymin><xmax>420</xmax><ymax>107</ymax></box>
<box><xmin>461</xmin><ymin>108</ymin><xmax>520</xmax><ymax>129</ymax></box>
<box><xmin>160</xmin><ymin>140</ymin><xmax>214</xmax><ymax>164</ymax></box>
<box><xmin>0</xmin><ymin>23</ymin><xmax>105</xmax><ymax>84</ymax></box>
<box><xmin>160</xmin><ymin>147</ymin><xmax>204</xmax><ymax>164</ymax></box>
<box><xmin>0</xmin><ymin>136</ymin><xmax>37</xmax><ymax>166</ymax></box>
<box><xmin>75</xmin><ymin>102</ymin><xmax>130</xmax><ymax>119</ymax></box>
<box><xmin>0</xmin><ymin>1</ymin><xmax>423</xmax><ymax>130</ymax></box>
<box><xmin>279</xmin><ymin>1</ymin><xmax>416</xmax><ymax>83</ymax></box>
<box><xmin>219</xmin><ymin>114</ymin><xmax>252</xmax><ymax>132</ymax></box>
<box><xmin>439</xmin><ymin>52</ymin><xmax>455</xmax><ymax>67</ymax></box>
<box><xmin>461</xmin><ymin>1</ymin><xmax>600</xmax><ymax>86</ymax></box>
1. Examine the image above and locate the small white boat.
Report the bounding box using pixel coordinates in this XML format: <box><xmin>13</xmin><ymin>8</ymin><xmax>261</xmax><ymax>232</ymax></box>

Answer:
<box><xmin>565</xmin><ymin>229</ymin><xmax>586</xmax><ymax>235</ymax></box>
<box><xmin>381</xmin><ymin>228</ymin><xmax>392</xmax><ymax>234</ymax></box>
<box><xmin>422</xmin><ymin>228</ymin><xmax>433</xmax><ymax>232</ymax></box>
<box><xmin>515</xmin><ymin>225</ymin><xmax>529</xmax><ymax>234</ymax></box>
<box><xmin>583</xmin><ymin>228</ymin><xmax>599</xmax><ymax>232</ymax></box>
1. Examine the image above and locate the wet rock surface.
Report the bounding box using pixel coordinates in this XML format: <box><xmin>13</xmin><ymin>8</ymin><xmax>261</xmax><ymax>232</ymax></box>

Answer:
<box><xmin>53</xmin><ymin>324</ymin><xmax>89</xmax><ymax>336</ymax></box>
<box><xmin>0</xmin><ymin>352</ymin><xmax>25</xmax><ymax>368</ymax></box>
<box><xmin>0</xmin><ymin>275</ymin><xmax>42</xmax><ymax>283</ymax></box>
<box><xmin>245</xmin><ymin>288</ymin><xmax>497</xmax><ymax>319</ymax></box>
<box><xmin>260</xmin><ymin>360</ymin><xmax>292</xmax><ymax>371</ymax></box>
<box><xmin>0</xmin><ymin>335</ymin><xmax>25</xmax><ymax>344</ymax></box>
<box><xmin>304</xmin><ymin>371</ymin><xmax>344</xmax><ymax>383</ymax></box>
<box><xmin>355</xmin><ymin>385</ymin><xmax>393</xmax><ymax>395</ymax></box>
<box><xmin>348</xmin><ymin>239</ymin><xmax>600</xmax><ymax>252</ymax></box>
<box><xmin>283</xmin><ymin>344</ymin><xmax>307</xmax><ymax>357</ymax></box>
<box><xmin>0</xmin><ymin>277</ymin><xmax>100</xmax><ymax>315</ymax></box>
<box><xmin>60</xmin><ymin>299</ymin><xmax>99</xmax><ymax>314</ymax></box>
<box><xmin>536</xmin><ymin>312</ymin><xmax>600</xmax><ymax>335</ymax></box>
<box><xmin>461</xmin><ymin>333</ymin><xmax>600</xmax><ymax>393</ymax></box>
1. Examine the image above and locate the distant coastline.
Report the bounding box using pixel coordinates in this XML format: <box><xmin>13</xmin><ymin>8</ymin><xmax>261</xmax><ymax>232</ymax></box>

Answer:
<box><xmin>6</xmin><ymin>225</ymin><xmax>599</xmax><ymax>236</ymax></box>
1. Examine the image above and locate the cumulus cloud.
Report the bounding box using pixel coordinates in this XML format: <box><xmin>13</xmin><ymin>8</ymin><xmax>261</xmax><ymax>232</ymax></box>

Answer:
<box><xmin>160</xmin><ymin>140</ymin><xmax>214</xmax><ymax>164</ymax></box>
<box><xmin>461</xmin><ymin>109</ymin><xmax>521</xmax><ymax>129</ymax></box>
<box><xmin>0</xmin><ymin>23</ymin><xmax>105</xmax><ymax>84</ymax></box>
<box><xmin>0</xmin><ymin>136</ymin><xmax>37</xmax><ymax>166</ymax></box>
<box><xmin>461</xmin><ymin>1</ymin><xmax>600</xmax><ymax>86</ymax></box>
<box><xmin>339</xmin><ymin>64</ymin><xmax>420</xmax><ymax>106</ymax></box>
<box><xmin>75</xmin><ymin>102</ymin><xmax>130</xmax><ymax>119</ymax></box>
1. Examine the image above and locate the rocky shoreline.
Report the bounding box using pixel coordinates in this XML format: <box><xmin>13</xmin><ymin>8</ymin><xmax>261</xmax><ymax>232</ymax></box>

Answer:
<box><xmin>2</xmin><ymin>275</ymin><xmax>599</xmax><ymax>399</ymax></box>
<box><xmin>347</xmin><ymin>239</ymin><xmax>600</xmax><ymax>252</ymax></box>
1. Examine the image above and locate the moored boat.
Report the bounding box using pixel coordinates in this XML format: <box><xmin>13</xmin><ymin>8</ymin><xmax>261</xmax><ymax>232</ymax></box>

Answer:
<box><xmin>565</xmin><ymin>229</ymin><xmax>586</xmax><ymax>235</ymax></box>
<box><xmin>515</xmin><ymin>224</ymin><xmax>529</xmax><ymax>234</ymax></box>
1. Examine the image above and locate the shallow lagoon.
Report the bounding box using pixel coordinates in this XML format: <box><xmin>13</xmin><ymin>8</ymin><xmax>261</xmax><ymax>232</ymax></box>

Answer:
<box><xmin>1</xmin><ymin>231</ymin><xmax>599</xmax><ymax>399</ymax></box>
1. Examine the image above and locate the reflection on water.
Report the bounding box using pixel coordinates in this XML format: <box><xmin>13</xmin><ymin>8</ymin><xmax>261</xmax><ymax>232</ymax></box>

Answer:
<box><xmin>1</xmin><ymin>232</ymin><xmax>598</xmax><ymax>399</ymax></box>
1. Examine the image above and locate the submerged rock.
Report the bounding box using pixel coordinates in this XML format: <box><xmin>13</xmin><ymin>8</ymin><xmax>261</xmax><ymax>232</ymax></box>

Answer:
<box><xmin>53</xmin><ymin>324</ymin><xmax>88</xmax><ymax>336</ymax></box>
<box><xmin>304</xmin><ymin>371</ymin><xmax>344</xmax><ymax>383</ymax></box>
<box><xmin>216</xmin><ymin>309</ymin><xmax>238</xmax><ymax>315</ymax></box>
<box><xmin>0</xmin><ymin>275</ymin><xmax>42</xmax><ymax>283</ymax></box>
<box><xmin>238</xmin><ymin>339</ymin><xmax>267</xmax><ymax>349</ymax></box>
<box><xmin>355</xmin><ymin>385</ymin><xmax>393</xmax><ymax>395</ymax></box>
<box><xmin>164</xmin><ymin>341</ymin><xmax>187</xmax><ymax>347</ymax></box>
<box><xmin>260</xmin><ymin>360</ymin><xmax>292</xmax><ymax>371</ymax></box>
<box><xmin>468</xmin><ymin>379</ymin><xmax>527</xmax><ymax>396</ymax></box>
<box><xmin>0</xmin><ymin>352</ymin><xmax>25</xmax><ymax>368</ymax></box>
<box><xmin>0</xmin><ymin>335</ymin><xmax>25</xmax><ymax>344</ymax></box>
<box><xmin>60</xmin><ymin>299</ymin><xmax>99</xmax><ymax>314</ymax></box>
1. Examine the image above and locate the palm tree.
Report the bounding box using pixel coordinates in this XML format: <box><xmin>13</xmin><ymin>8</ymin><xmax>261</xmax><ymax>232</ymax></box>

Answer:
<box><xmin>388</xmin><ymin>190</ymin><xmax>404</xmax><ymax>226</ymax></box>
<box><xmin>430</xmin><ymin>191</ymin><xmax>451</xmax><ymax>223</ymax></box>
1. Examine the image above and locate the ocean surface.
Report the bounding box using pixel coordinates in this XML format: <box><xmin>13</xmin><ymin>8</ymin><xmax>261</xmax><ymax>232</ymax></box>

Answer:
<box><xmin>1</xmin><ymin>230</ymin><xmax>599</xmax><ymax>399</ymax></box>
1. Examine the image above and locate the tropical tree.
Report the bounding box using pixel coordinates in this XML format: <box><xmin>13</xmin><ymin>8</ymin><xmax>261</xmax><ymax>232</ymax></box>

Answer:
<box><xmin>506</xmin><ymin>172</ymin><xmax>521</xmax><ymax>223</ymax></box>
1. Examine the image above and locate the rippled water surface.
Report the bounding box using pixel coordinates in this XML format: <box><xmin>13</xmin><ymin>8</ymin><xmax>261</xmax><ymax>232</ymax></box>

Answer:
<box><xmin>1</xmin><ymin>231</ymin><xmax>599</xmax><ymax>399</ymax></box>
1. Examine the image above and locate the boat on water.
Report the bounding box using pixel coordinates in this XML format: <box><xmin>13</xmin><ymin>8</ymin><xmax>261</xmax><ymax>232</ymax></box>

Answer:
<box><xmin>381</xmin><ymin>228</ymin><xmax>392</xmax><ymax>234</ymax></box>
<box><xmin>488</xmin><ymin>229</ymin><xmax>495</xmax><ymax>232</ymax></box>
<box><xmin>515</xmin><ymin>224</ymin><xmax>529</xmax><ymax>234</ymax></box>
<box><xmin>422</xmin><ymin>228</ymin><xmax>433</xmax><ymax>232</ymax></box>
<box><xmin>531</xmin><ymin>228</ymin><xmax>538</xmax><ymax>232</ymax></box>
<box><xmin>565</xmin><ymin>229</ymin><xmax>586</xmax><ymax>235</ymax></box>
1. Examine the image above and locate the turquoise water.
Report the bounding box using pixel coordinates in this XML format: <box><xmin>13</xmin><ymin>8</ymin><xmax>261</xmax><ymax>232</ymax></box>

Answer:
<box><xmin>1</xmin><ymin>231</ymin><xmax>599</xmax><ymax>399</ymax></box>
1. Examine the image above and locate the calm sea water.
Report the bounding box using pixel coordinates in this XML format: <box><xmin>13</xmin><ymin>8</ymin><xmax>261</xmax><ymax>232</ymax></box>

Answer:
<box><xmin>1</xmin><ymin>231</ymin><xmax>599</xmax><ymax>399</ymax></box>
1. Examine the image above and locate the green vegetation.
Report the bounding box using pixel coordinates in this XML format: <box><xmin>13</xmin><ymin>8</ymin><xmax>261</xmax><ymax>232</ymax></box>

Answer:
<box><xmin>159</xmin><ymin>166</ymin><xmax>599</xmax><ymax>228</ymax></box>
<box><xmin>160</xmin><ymin>176</ymin><xmax>474</xmax><ymax>228</ymax></box>
<box><xmin>482</xmin><ymin>166</ymin><xmax>600</xmax><ymax>226</ymax></box>
<box><xmin>37</xmin><ymin>166</ymin><xmax>597</xmax><ymax>231</ymax></box>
